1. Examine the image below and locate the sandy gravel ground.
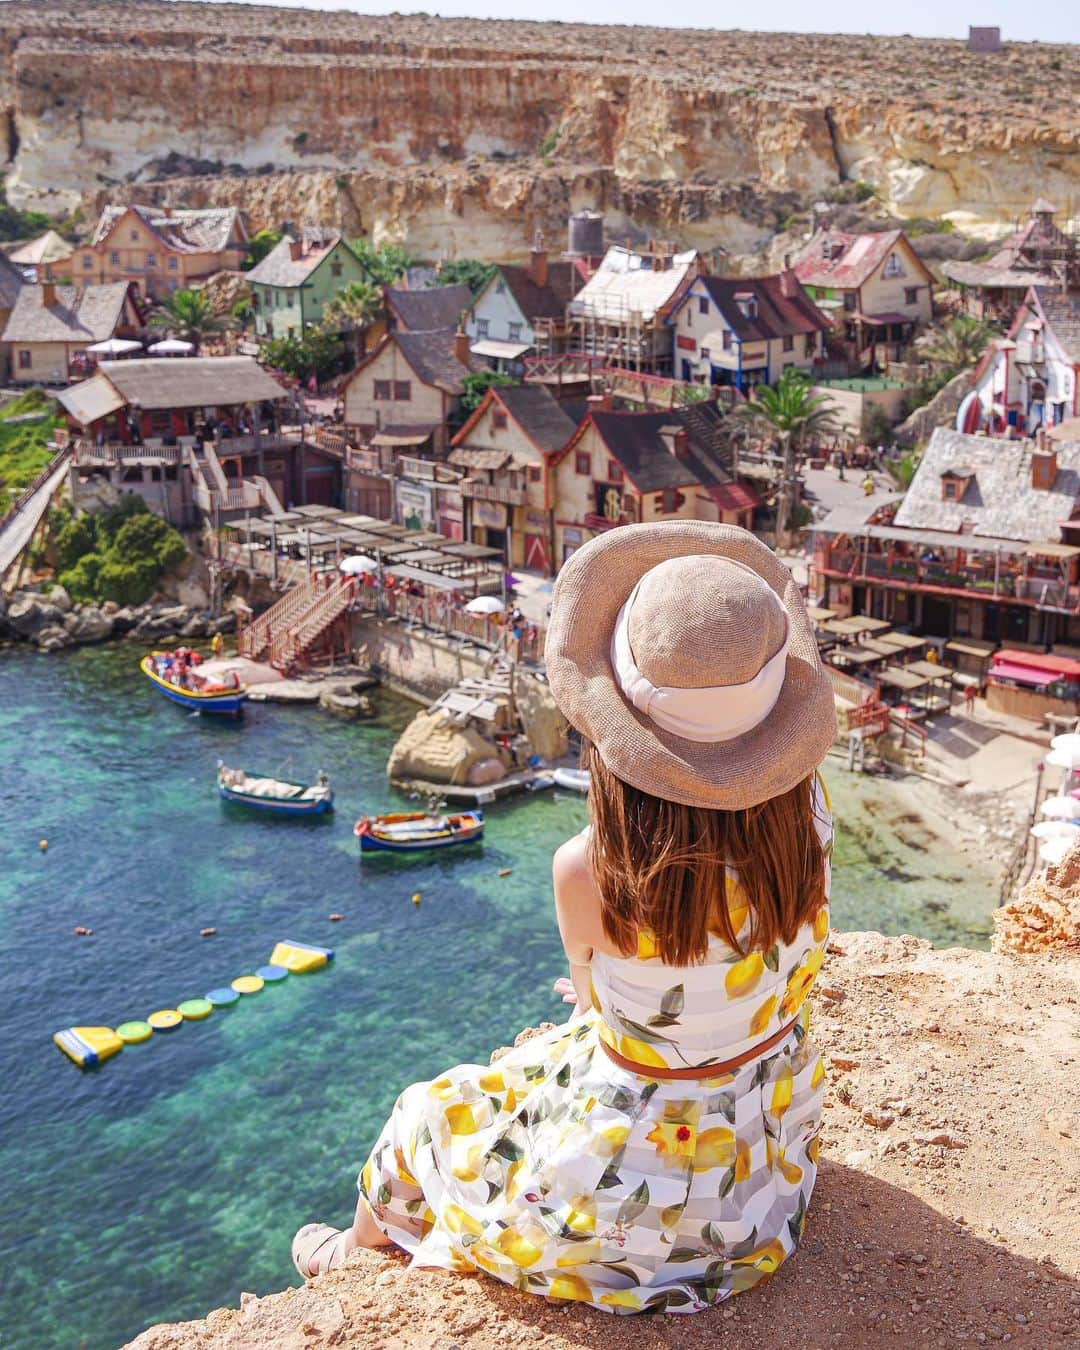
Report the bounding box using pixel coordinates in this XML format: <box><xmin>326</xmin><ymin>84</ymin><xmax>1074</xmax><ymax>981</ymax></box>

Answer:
<box><xmin>127</xmin><ymin>927</ymin><xmax>1080</xmax><ymax>1350</ymax></box>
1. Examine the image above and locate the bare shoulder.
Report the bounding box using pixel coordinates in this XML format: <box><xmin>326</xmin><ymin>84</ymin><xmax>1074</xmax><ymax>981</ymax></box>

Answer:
<box><xmin>552</xmin><ymin>829</ymin><xmax>593</xmax><ymax>888</ymax></box>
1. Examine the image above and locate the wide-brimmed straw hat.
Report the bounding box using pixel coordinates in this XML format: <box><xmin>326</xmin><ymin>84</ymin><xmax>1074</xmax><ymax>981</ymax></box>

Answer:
<box><xmin>545</xmin><ymin>521</ymin><xmax>836</xmax><ymax>810</ymax></box>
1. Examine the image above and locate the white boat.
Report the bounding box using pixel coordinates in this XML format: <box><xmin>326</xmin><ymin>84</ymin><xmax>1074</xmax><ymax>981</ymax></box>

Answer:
<box><xmin>553</xmin><ymin>767</ymin><xmax>590</xmax><ymax>793</ymax></box>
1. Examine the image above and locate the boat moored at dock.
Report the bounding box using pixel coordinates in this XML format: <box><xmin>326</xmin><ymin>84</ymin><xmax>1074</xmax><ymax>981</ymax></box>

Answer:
<box><xmin>218</xmin><ymin>764</ymin><xmax>334</xmax><ymax>815</ymax></box>
<box><xmin>354</xmin><ymin>810</ymin><xmax>485</xmax><ymax>854</ymax></box>
<box><xmin>141</xmin><ymin>650</ymin><xmax>247</xmax><ymax>716</ymax></box>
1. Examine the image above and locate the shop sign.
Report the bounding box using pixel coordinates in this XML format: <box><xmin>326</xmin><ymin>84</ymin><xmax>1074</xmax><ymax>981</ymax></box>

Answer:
<box><xmin>396</xmin><ymin>480</ymin><xmax>434</xmax><ymax>530</ymax></box>
<box><xmin>474</xmin><ymin>500</ymin><xmax>507</xmax><ymax>530</ymax></box>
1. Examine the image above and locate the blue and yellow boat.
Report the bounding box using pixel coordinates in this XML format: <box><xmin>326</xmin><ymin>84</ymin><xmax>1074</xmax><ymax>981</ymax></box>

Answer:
<box><xmin>354</xmin><ymin>809</ymin><xmax>484</xmax><ymax>854</ymax></box>
<box><xmin>140</xmin><ymin>651</ymin><xmax>247</xmax><ymax>717</ymax></box>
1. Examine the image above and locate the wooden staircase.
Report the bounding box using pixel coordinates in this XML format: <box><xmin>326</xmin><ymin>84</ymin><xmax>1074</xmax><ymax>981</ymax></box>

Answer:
<box><xmin>268</xmin><ymin>575</ymin><xmax>357</xmax><ymax>671</ymax></box>
<box><xmin>238</xmin><ymin>574</ymin><xmax>322</xmax><ymax>661</ymax></box>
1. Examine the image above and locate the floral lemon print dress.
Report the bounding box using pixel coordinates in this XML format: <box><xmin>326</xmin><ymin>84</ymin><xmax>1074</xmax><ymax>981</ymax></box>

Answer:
<box><xmin>359</xmin><ymin>778</ymin><xmax>833</xmax><ymax>1314</ymax></box>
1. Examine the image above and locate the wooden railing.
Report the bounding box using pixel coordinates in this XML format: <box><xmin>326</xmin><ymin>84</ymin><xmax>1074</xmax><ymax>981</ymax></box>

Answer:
<box><xmin>238</xmin><ymin>573</ymin><xmax>322</xmax><ymax>660</ymax></box>
<box><xmin>0</xmin><ymin>445</ymin><xmax>71</xmax><ymax>533</ymax></box>
<box><xmin>269</xmin><ymin>575</ymin><xmax>356</xmax><ymax>670</ymax></box>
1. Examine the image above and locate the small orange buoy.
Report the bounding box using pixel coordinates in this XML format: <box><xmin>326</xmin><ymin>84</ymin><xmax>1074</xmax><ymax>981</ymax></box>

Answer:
<box><xmin>73</xmin><ymin>926</ymin><xmax>93</xmax><ymax>937</ymax></box>
<box><xmin>411</xmin><ymin>892</ymin><xmax>422</xmax><ymax>906</ymax></box>
<box><xmin>329</xmin><ymin>913</ymin><xmax>344</xmax><ymax>922</ymax></box>
<box><xmin>200</xmin><ymin>927</ymin><xmax>217</xmax><ymax>938</ymax></box>
<box><xmin>498</xmin><ymin>868</ymin><xmax>512</xmax><ymax>877</ymax></box>
<box><xmin>39</xmin><ymin>839</ymin><xmax>48</xmax><ymax>852</ymax></box>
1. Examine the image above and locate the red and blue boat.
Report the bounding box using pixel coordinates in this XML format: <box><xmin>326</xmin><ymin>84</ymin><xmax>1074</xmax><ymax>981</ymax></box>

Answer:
<box><xmin>140</xmin><ymin>650</ymin><xmax>247</xmax><ymax>717</ymax></box>
<box><xmin>354</xmin><ymin>810</ymin><xmax>484</xmax><ymax>854</ymax></box>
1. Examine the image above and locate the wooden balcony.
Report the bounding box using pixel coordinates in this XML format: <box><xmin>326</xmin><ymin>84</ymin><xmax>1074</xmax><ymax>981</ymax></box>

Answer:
<box><xmin>460</xmin><ymin>479</ymin><xmax>528</xmax><ymax>506</ymax></box>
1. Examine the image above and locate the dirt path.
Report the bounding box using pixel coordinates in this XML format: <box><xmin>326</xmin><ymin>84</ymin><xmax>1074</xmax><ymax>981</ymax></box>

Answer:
<box><xmin>127</xmin><ymin>929</ymin><xmax>1080</xmax><ymax>1350</ymax></box>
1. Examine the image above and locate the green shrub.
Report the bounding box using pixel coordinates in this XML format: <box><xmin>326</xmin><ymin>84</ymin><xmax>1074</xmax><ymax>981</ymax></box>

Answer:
<box><xmin>59</xmin><ymin>553</ymin><xmax>104</xmax><ymax>604</ymax></box>
<box><xmin>538</xmin><ymin>128</ymin><xmax>560</xmax><ymax>157</ymax></box>
<box><xmin>55</xmin><ymin>514</ymin><xmax>98</xmax><ymax>571</ymax></box>
<box><xmin>53</xmin><ymin>497</ymin><xmax>188</xmax><ymax>606</ymax></box>
<box><xmin>112</xmin><ymin>512</ymin><xmax>187</xmax><ymax>574</ymax></box>
<box><xmin>96</xmin><ymin>557</ymin><xmax>161</xmax><ymax>606</ymax></box>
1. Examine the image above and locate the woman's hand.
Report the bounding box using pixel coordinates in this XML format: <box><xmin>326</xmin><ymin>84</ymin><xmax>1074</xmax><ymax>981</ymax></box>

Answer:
<box><xmin>552</xmin><ymin>976</ymin><xmax>577</xmax><ymax>1005</ymax></box>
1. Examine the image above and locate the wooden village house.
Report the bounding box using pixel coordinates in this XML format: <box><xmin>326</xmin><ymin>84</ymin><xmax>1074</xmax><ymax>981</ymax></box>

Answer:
<box><xmin>794</xmin><ymin>227</ymin><xmax>934</xmax><ymax>367</ymax></box>
<box><xmin>548</xmin><ymin>402</ymin><xmax>759</xmax><ymax>564</ymax></box>
<box><xmin>74</xmin><ymin>206</ymin><xmax>248</xmax><ymax>301</ymax></box>
<box><xmin>2</xmin><ymin>280</ymin><xmax>141</xmax><ymax>385</ymax></box>
<box><xmin>966</xmin><ymin>286</ymin><xmax>1080</xmax><ymax>436</ymax></box>
<box><xmin>943</xmin><ymin>201</ymin><xmax>1077</xmax><ymax>321</ymax></box>
<box><xmin>0</xmin><ymin>253</ymin><xmax>25</xmax><ymax>381</ymax></box>
<box><xmin>667</xmin><ymin>270</ymin><xmax>830</xmax><ymax>391</ymax></box>
<box><xmin>385</xmin><ymin>283</ymin><xmax>473</xmax><ymax>334</ymax></box>
<box><xmin>448</xmin><ymin>384</ymin><xmax>586</xmax><ymax>572</ymax></box>
<box><xmin>466</xmin><ymin>244</ymin><xmax>578</xmax><ymax>371</ymax></box>
<box><xmin>247</xmin><ymin>229</ymin><xmax>367</xmax><ymax>341</ymax></box>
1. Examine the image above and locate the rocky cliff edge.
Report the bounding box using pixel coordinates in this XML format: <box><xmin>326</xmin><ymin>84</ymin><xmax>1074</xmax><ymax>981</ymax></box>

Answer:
<box><xmin>127</xmin><ymin>858</ymin><xmax>1080</xmax><ymax>1349</ymax></box>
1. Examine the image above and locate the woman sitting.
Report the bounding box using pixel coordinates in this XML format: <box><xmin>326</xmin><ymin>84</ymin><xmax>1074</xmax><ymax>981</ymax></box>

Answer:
<box><xmin>292</xmin><ymin>521</ymin><xmax>836</xmax><ymax>1314</ymax></box>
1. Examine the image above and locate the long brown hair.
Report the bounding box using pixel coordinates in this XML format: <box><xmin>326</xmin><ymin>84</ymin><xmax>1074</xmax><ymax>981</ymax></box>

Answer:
<box><xmin>584</xmin><ymin>742</ymin><xmax>827</xmax><ymax>966</ymax></box>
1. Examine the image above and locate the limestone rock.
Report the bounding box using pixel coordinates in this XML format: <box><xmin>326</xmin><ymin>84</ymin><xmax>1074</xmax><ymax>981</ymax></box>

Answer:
<box><xmin>48</xmin><ymin>584</ymin><xmax>72</xmax><ymax>612</ymax></box>
<box><xmin>176</xmin><ymin>579</ymin><xmax>210</xmax><ymax>610</ymax></box>
<box><xmin>512</xmin><ymin>671</ymin><xmax>568</xmax><ymax>762</ymax></box>
<box><xmin>387</xmin><ymin>709</ymin><xmax>504</xmax><ymax>787</ymax></box>
<box><xmin>181</xmin><ymin>613</ymin><xmax>210</xmax><ymax>639</ymax></box>
<box><xmin>35</xmin><ymin>624</ymin><xmax>71</xmax><ymax>651</ymax></box>
<box><xmin>64</xmin><ymin>606</ymin><xmax>114</xmax><ymax>644</ymax></box>
<box><xmin>7</xmin><ymin>595</ymin><xmax>62</xmax><ymax>638</ymax></box>
<box><xmin>208</xmin><ymin>612</ymin><xmax>237</xmax><ymax>635</ymax></box>
<box><xmin>319</xmin><ymin>686</ymin><xmax>373</xmax><ymax>719</ymax></box>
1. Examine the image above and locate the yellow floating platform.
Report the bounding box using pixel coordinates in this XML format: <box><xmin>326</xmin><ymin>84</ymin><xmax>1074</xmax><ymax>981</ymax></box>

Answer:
<box><xmin>231</xmin><ymin>975</ymin><xmax>264</xmax><ymax>995</ymax></box>
<box><xmin>269</xmin><ymin>939</ymin><xmax>334</xmax><ymax>974</ymax></box>
<box><xmin>148</xmin><ymin>1009</ymin><xmax>182</xmax><ymax>1032</ymax></box>
<box><xmin>54</xmin><ymin>1026</ymin><xmax>123</xmax><ymax>1068</ymax></box>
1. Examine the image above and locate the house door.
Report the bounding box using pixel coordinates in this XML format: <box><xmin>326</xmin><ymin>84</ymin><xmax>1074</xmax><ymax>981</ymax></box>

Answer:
<box><xmin>681</xmin><ymin>359</ymin><xmax>692</xmax><ymax>382</ymax></box>
<box><xmin>524</xmin><ymin>532</ymin><xmax>549</xmax><ymax>572</ymax></box>
<box><xmin>920</xmin><ymin>595</ymin><xmax>953</xmax><ymax>638</ymax></box>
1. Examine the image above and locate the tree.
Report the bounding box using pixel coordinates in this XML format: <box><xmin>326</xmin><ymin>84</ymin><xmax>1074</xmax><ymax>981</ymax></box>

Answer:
<box><xmin>459</xmin><ymin>370</ymin><xmax>518</xmax><ymax>415</ymax></box>
<box><xmin>148</xmin><ymin>288</ymin><xmax>228</xmax><ymax>353</ymax></box>
<box><xmin>321</xmin><ymin>280</ymin><xmax>384</xmax><ymax>361</ymax></box>
<box><xmin>57</xmin><ymin>498</ymin><xmax>189</xmax><ymax>606</ymax></box>
<box><xmin>351</xmin><ymin>240</ymin><xmax>413</xmax><ymax>287</ymax></box>
<box><xmin>915</xmin><ymin>315</ymin><xmax>995</xmax><ymax>372</ymax></box>
<box><xmin>436</xmin><ymin>259</ymin><xmax>497</xmax><ymax>294</ymax></box>
<box><xmin>243</xmin><ymin>227</ymin><xmax>284</xmax><ymax>270</ymax></box>
<box><xmin>261</xmin><ymin>329</ymin><xmax>344</xmax><ymax>385</ymax></box>
<box><xmin>734</xmin><ymin>368</ymin><xmax>840</xmax><ymax>544</ymax></box>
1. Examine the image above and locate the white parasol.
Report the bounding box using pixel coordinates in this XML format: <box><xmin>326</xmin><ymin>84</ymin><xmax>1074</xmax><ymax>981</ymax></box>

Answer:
<box><xmin>1040</xmin><ymin>795</ymin><xmax>1080</xmax><ymax>821</ymax></box>
<box><xmin>86</xmin><ymin>337</ymin><xmax>143</xmax><ymax>355</ymax></box>
<box><xmin>1037</xmin><ymin>835</ymin><xmax>1076</xmax><ymax>866</ymax></box>
<box><xmin>339</xmin><ymin>555</ymin><xmax>378</xmax><ymax>575</ymax></box>
<box><xmin>1046</xmin><ymin>745</ymin><xmax>1080</xmax><ymax>770</ymax></box>
<box><xmin>465</xmin><ymin>595</ymin><xmax>505</xmax><ymax>616</ymax></box>
<box><xmin>1030</xmin><ymin>819</ymin><xmax>1080</xmax><ymax>840</ymax></box>
<box><xmin>148</xmin><ymin>337</ymin><xmax>195</xmax><ymax>355</ymax></box>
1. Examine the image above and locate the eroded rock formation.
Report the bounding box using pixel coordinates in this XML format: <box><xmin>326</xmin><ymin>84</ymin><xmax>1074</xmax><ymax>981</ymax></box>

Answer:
<box><xmin>3</xmin><ymin>4</ymin><xmax>1079</xmax><ymax>257</ymax></box>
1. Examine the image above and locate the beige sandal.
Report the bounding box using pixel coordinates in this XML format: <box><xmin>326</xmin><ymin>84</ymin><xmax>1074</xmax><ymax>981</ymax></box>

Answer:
<box><xmin>291</xmin><ymin>1223</ymin><xmax>351</xmax><ymax>1278</ymax></box>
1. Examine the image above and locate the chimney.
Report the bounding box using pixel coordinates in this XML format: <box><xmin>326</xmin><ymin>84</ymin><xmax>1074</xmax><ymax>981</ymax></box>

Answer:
<box><xmin>780</xmin><ymin>267</ymin><xmax>797</xmax><ymax>298</ymax></box>
<box><xmin>529</xmin><ymin>230</ymin><xmax>548</xmax><ymax>289</ymax></box>
<box><xmin>289</xmin><ymin>238</ymin><xmax>303</xmax><ymax>262</ymax></box>
<box><xmin>454</xmin><ymin>325</ymin><xmax>471</xmax><ymax>366</ymax></box>
<box><xmin>661</xmin><ymin>424</ymin><xmax>689</xmax><ymax>459</ymax></box>
<box><xmin>42</xmin><ymin>281</ymin><xmax>56</xmax><ymax>308</ymax></box>
<box><xmin>1032</xmin><ymin>445</ymin><xmax>1058</xmax><ymax>490</ymax></box>
<box><xmin>163</xmin><ymin>205</ymin><xmax>174</xmax><ymax>218</ymax></box>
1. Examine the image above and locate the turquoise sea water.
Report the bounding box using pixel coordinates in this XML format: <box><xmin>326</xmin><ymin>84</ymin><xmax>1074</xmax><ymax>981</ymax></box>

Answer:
<box><xmin>0</xmin><ymin>644</ymin><xmax>996</xmax><ymax>1349</ymax></box>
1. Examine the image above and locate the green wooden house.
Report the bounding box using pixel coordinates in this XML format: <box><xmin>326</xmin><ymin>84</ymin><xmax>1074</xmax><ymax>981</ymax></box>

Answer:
<box><xmin>248</xmin><ymin>229</ymin><xmax>367</xmax><ymax>340</ymax></box>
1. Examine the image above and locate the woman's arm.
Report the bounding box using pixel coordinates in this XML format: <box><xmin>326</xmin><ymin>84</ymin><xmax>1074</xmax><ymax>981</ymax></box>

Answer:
<box><xmin>552</xmin><ymin>832</ymin><xmax>607</xmax><ymax>1015</ymax></box>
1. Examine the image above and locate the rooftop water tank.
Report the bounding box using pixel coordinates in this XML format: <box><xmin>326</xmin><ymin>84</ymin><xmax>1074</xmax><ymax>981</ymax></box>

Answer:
<box><xmin>568</xmin><ymin>210</ymin><xmax>603</xmax><ymax>258</ymax></box>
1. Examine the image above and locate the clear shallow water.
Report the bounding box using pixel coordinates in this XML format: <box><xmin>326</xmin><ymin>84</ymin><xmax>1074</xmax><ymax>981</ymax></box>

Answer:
<box><xmin>0</xmin><ymin>644</ymin><xmax>996</xmax><ymax>1349</ymax></box>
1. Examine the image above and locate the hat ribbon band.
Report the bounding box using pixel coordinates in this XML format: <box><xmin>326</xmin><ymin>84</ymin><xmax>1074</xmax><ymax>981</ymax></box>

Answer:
<box><xmin>611</xmin><ymin>598</ymin><xmax>790</xmax><ymax>744</ymax></box>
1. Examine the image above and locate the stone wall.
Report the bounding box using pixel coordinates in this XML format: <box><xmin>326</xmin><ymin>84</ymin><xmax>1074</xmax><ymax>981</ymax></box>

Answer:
<box><xmin>351</xmin><ymin>616</ymin><xmax>494</xmax><ymax>705</ymax></box>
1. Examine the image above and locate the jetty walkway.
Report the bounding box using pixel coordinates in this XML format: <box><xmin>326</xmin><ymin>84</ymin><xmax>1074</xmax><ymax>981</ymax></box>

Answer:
<box><xmin>0</xmin><ymin>448</ymin><xmax>71</xmax><ymax>583</ymax></box>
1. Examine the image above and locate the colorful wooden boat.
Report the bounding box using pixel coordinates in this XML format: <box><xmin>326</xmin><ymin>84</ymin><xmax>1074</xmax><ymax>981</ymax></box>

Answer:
<box><xmin>354</xmin><ymin>809</ymin><xmax>484</xmax><ymax>854</ymax></box>
<box><xmin>141</xmin><ymin>651</ymin><xmax>247</xmax><ymax>716</ymax></box>
<box><xmin>218</xmin><ymin>764</ymin><xmax>334</xmax><ymax>815</ymax></box>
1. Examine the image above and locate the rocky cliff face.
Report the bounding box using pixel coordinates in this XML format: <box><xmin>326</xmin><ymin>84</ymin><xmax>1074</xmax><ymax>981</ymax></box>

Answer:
<box><xmin>4</xmin><ymin>4</ymin><xmax>1078</xmax><ymax>258</ymax></box>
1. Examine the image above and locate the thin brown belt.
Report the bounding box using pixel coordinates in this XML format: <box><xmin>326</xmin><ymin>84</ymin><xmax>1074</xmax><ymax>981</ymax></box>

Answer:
<box><xmin>599</xmin><ymin>1016</ymin><xmax>800</xmax><ymax>1080</ymax></box>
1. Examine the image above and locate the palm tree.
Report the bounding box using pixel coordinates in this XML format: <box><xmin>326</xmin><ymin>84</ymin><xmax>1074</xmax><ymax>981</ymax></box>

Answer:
<box><xmin>916</xmin><ymin>315</ymin><xmax>995</xmax><ymax>372</ymax></box>
<box><xmin>321</xmin><ymin>281</ymin><xmax>384</xmax><ymax>362</ymax></box>
<box><xmin>734</xmin><ymin>368</ymin><xmax>840</xmax><ymax>544</ymax></box>
<box><xmin>148</xmin><ymin>288</ymin><xmax>228</xmax><ymax>353</ymax></box>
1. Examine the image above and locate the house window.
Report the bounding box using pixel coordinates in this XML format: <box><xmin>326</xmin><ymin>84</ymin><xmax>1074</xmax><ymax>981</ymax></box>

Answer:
<box><xmin>393</xmin><ymin>381</ymin><xmax>411</xmax><ymax>401</ymax></box>
<box><xmin>904</xmin><ymin>287</ymin><xmax>918</xmax><ymax>305</ymax></box>
<box><xmin>495</xmin><ymin>280</ymin><xmax>506</xmax><ymax>294</ymax></box>
<box><xmin>782</xmin><ymin>335</ymin><xmax>794</xmax><ymax>352</ymax></box>
<box><xmin>168</xmin><ymin>257</ymin><xmax>178</xmax><ymax>271</ymax></box>
<box><xmin>374</xmin><ymin>380</ymin><xmax>391</xmax><ymax>400</ymax></box>
<box><xmin>843</xmin><ymin>292</ymin><xmax>857</xmax><ymax>312</ymax></box>
<box><xmin>883</xmin><ymin>252</ymin><xmax>904</xmax><ymax>279</ymax></box>
<box><xmin>18</xmin><ymin>350</ymin><xmax>30</xmax><ymax>369</ymax></box>
<box><xmin>130</xmin><ymin>231</ymin><xmax>138</xmax><ymax>241</ymax></box>
<box><xmin>700</xmin><ymin>347</ymin><xmax>710</xmax><ymax>360</ymax></box>
<box><xmin>528</xmin><ymin>465</ymin><xmax>542</xmax><ymax>484</ymax></box>
<box><xmin>685</xmin><ymin>307</ymin><xmax>692</xmax><ymax>329</ymax></box>
<box><xmin>805</xmin><ymin>334</ymin><xmax>816</xmax><ymax>357</ymax></box>
<box><xmin>146</xmin><ymin>253</ymin><xmax>157</xmax><ymax>268</ymax></box>
<box><xmin>110</xmin><ymin>252</ymin><xmax>121</xmax><ymax>265</ymax></box>
<box><xmin>943</xmin><ymin>481</ymin><xmax>957</xmax><ymax>500</ymax></box>
<box><xmin>492</xmin><ymin>408</ymin><xmax>508</xmax><ymax>429</ymax></box>
<box><xmin>607</xmin><ymin>459</ymin><xmax>623</xmax><ymax>483</ymax></box>
<box><xmin>575</xmin><ymin>450</ymin><xmax>590</xmax><ymax>476</ymax></box>
<box><xmin>264</xmin><ymin>289</ymin><xmax>272</xmax><ymax>305</ymax></box>
<box><xmin>699</xmin><ymin>296</ymin><xmax>709</xmax><ymax>315</ymax></box>
<box><xmin>331</xmin><ymin>259</ymin><xmax>343</xmax><ymax>276</ymax></box>
<box><xmin>168</xmin><ymin>279</ymin><xmax>178</xmax><ymax>291</ymax></box>
<box><xmin>656</xmin><ymin>488</ymin><xmax>681</xmax><ymax>514</ymax></box>
<box><xmin>508</xmin><ymin>322</ymin><xmax>522</xmax><ymax>343</ymax></box>
<box><xmin>722</xmin><ymin>331</ymin><xmax>733</xmax><ymax>351</ymax></box>
<box><xmin>476</xmin><ymin>318</ymin><xmax>490</xmax><ymax>339</ymax></box>
<box><xmin>82</xmin><ymin>254</ymin><xmax>93</xmax><ymax>270</ymax></box>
